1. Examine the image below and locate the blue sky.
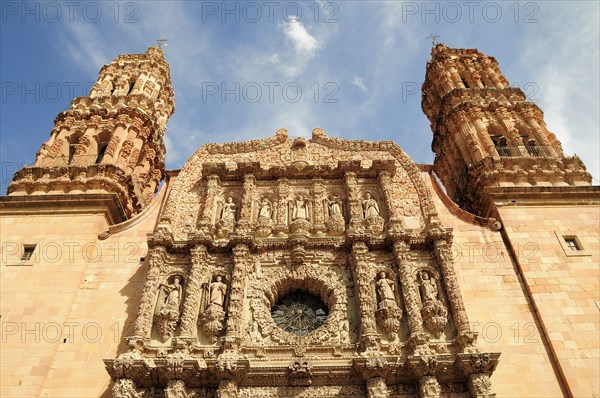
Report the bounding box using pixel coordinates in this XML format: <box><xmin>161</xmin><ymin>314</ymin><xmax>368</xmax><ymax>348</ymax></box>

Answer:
<box><xmin>1</xmin><ymin>1</ymin><xmax>599</xmax><ymax>194</ymax></box>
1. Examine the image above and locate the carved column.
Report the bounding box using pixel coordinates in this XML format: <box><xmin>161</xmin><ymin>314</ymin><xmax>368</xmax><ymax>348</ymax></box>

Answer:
<box><xmin>132</xmin><ymin>245</ymin><xmax>167</xmax><ymax>338</ymax></box>
<box><xmin>224</xmin><ymin>244</ymin><xmax>250</xmax><ymax>348</ymax></box>
<box><xmin>377</xmin><ymin>171</ymin><xmax>396</xmax><ymax>219</ymax></box>
<box><xmin>366</xmin><ymin>376</ymin><xmax>389</xmax><ymax>398</ymax></box>
<box><xmin>392</xmin><ymin>240</ymin><xmax>426</xmax><ymax>342</ymax></box>
<box><xmin>179</xmin><ymin>244</ymin><xmax>208</xmax><ymax>338</ymax></box>
<box><xmin>236</xmin><ymin>174</ymin><xmax>257</xmax><ymax>235</ymax></box>
<box><xmin>344</xmin><ymin>172</ymin><xmax>364</xmax><ymax>235</ymax></box>
<box><xmin>433</xmin><ymin>240</ymin><xmax>471</xmax><ymax>336</ymax></box>
<box><xmin>312</xmin><ymin>178</ymin><xmax>326</xmax><ymax>234</ymax></box>
<box><xmin>350</xmin><ymin>242</ymin><xmax>378</xmax><ymax>349</ymax></box>
<box><xmin>217</xmin><ymin>379</ymin><xmax>238</xmax><ymax>398</ymax></box>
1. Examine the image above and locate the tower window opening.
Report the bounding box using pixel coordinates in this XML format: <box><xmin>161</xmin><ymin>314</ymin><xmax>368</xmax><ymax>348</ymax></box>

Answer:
<box><xmin>564</xmin><ymin>237</ymin><xmax>581</xmax><ymax>251</ymax></box>
<box><xmin>96</xmin><ymin>142</ymin><xmax>108</xmax><ymax>164</ymax></box>
<box><xmin>461</xmin><ymin>77</ymin><xmax>470</xmax><ymax>88</ymax></box>
<box><xmin>21</xmin><ymin>244</ymin><xmax>36</xmax><ymax>261</ymax></box>
<box><xmin>68</xmin><ymin>143</ymin><xmax>77</xmax><ymax>163</ymax></box>
<box><xmin>127</xmin><ymin>82</ymin><xmax>135</xmax><ymax>95</ymax></box>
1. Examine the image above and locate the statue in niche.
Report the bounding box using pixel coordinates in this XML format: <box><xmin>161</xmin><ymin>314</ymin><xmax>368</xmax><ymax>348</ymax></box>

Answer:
<box><xmin>362</xmin><ymin>192</ymin><xmax>380</xmax><ymax>219</ymax></box>
<box><xmin>199</xmin><ymin>274</ymin><xmax>228</xmax><ymax>343</ymax></box>
<box><xmin>375</xmin><ymin>272</ymin><xmax>402</xmax><ymax>341</ymax></box>
<box><xmin>362</xmin><ymin>192</ymin><xmax>385</xmax><ymax>235</ymax></box>
<box><xmin>209</xmin><ymin>275</ymin><xmax>227</xmax><ymax>310</ymax></box>
<box><xmin>220</xmin><ymin>196</ymin><xmax>237</xmax><ymax>223</ymax></box>
<box><xmin>258</xmin><ymin>198</ymin><xmax>272</xmax><ymax>219</ymax></box>
<box><xmin>292</xmin><ymin>195</ymin><xmax>309</xmax><ymax>220</ymax></box>
<box><xmin>154</xmin><ymin>275</ymin><xmax>183</xmax><ymax>342</ymax></box>
<box><xmin>256</xmin><ymin>197</ymin><xmax>274</xmax><ymax>237</ymax></box>
<box><xmin>216</xmin><ymin>196</ymin><xmax>237</xmax><ymax>238</ymax></box>
<box><xmin>419</xmin><ymin>272</ymin><xmax>438</xmax><ymax>302</ymax></box>
<box><xmin>376</xmin><ymin>272</ymin><xmax>396</xmax><ymax>308</ymax></box>
<box><xmin>325</xmin><ymin>194</ymin><xmax>345</xmax><ymax>235</ymax></box>
<box><xmin>418</xmin><ymin>271</ymin><xmax>448</xmax><ymax>336</ymax></box>
<box><xmin>289</xmin><ymin>194</ymin><xmax>312</xmax><ymax>234</ymax></box>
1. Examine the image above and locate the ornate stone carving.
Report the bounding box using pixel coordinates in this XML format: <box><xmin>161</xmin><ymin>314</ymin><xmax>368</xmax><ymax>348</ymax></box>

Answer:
<box><xmin>418</xmin><ymin>271</ymin><xmax>448</xmax><ymax>336</ymax></box>
<box><xmin>375</xmin><ymin>272</ymin><xmax>402</xmax><ymax>340</ymax></box>
<box><xmin>216</xmin><ymin>196</ymin><xmax>237</xmax><ymax>238</ymax></box>
<box><xmin>199</xmin><ymin>274</ymin><xmax>228</xmax><ymax>343</ymax></box>
<box><xmin>468</xmin><ymin>373</ymin><xmax>495</xmax><ymax>397</ymax></box>
<box><xmin>256</xmin><ymin>197</ymin><xmax>274</xmax><ymax>237</ymax></box>
<box><xmin>325</xmin><ymin>194</ymin><xmax>345</xmax><ymax>235</ymax></box>
<box><xmin>154</xmin><ymin>275</ymin><xmax>184</xmax><ymax>342</ymax></box>
<box><xmin>288</xmin><ymin>361</ymin><xmax>313</xmax><ymax>386</ymax></box>
<box><xmin>216</xmin><ymin>380</ymin><xmax>237</xmax><ymax>398</ymax></box>
<box><xmin>362</xmin><ymin>192</ymin><xmax>385</xmax><ymax>235</ymax></box>
<box><xmin>419</xmin><ymin>375</ymin><xmax>441</xmax><ymax>398</ymax></box>
<box><xmin>366</xmin><ymin>377</ymin><xmax>389</xmax><ymax>398</ymax></box>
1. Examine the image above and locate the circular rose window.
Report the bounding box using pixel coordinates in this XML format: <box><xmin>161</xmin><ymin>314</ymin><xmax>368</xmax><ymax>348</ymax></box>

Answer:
<box><xmin>271</xmin><ymin>290</ymin><xmax>329</xmax><ymax>336</ymax></box>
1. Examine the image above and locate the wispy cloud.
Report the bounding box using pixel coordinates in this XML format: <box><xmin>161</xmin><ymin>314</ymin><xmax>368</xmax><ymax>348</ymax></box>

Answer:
<box><xmin>352</xmin><ymin>77</ymin><xmax>368</xmax><ymax>91</ymax></box>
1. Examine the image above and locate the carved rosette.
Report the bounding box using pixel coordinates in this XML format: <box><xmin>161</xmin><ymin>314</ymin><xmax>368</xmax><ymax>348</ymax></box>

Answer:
<box><xmin>421</xmin><ymin>299</ymin><xmax>448</xmax><ymax>336</ymax></box>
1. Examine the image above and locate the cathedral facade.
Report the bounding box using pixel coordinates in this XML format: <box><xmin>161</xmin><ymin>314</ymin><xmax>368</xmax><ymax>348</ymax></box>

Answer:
<box><xmin>0</xmin><ymin>44</ymin><xmax>598</xmax><ymax>398</ymax></box>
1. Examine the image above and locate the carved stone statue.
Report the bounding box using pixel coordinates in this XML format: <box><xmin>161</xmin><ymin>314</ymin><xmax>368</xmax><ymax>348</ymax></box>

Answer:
<box><xmin>375</xmin><ymin>272</ymin><xmax>402</xmax><ymax>340</ymax></box>
<box><xmin>258</xmin><ymin>198</ymin><xmax>272</xmax><ymax>219</ymax></box>
<box><xmin>292</xmin><ymin>195</ymin><xmax>309</xmax><ymax>220</ymax></box>
<box><xmin>418</xmin><ymin>271</ymin><xmax>448</xmax><ymax>336</ymax></box>
<box><xmin>210</xmin><ymin>275</ymin><xmax>227</xmax><ymax>309</ymax></box>
<box><xmin>200</xmin><ymin>275</ymin><xmax>228</xmax><ymax>343</ymax></box>
<box><xmin>220</xmin><ymin>196</ymin><xmax>237</xmax><ymax>223</ymax></box>
<box><xmin>362</xmin><ymin>192</ymin><xmax>380</xmax><ymax>219</ymax></box>
<box><xmin>154</xmin><ymin>276</ymin><xmax>183</xmax><ymax>342</ymax></box>
<box><xmin>325</xmin><ymin>195</ymin><xmax>345</xmax><ymax>235</ymax></box>
<box><xmin>419</xmin><ymin>272</ymin><xmax>438</xmax><ymax>302</ymax></box>
<box><xmin>376</xmin><ymin>272</ymin><xmax>396</xmax><ymax>308</ymax></box>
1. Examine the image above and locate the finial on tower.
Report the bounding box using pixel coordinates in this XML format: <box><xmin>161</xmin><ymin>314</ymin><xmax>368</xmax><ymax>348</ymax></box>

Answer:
<box><xmin>426</xmin><ymin>34</ymin><xmax>440</xmax><ymax>46</ymax></box>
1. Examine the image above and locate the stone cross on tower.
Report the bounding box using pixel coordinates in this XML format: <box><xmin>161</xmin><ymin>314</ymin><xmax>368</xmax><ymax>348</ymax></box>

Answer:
<box><xmin>426</xmin><ymin>34</ymin><xmax>440</xmax><ymax>46</ymax></box>
<box><xmin>157</xmin><ymin>38</ymin><xmax>167</xmax><ymax>48</ymax></box>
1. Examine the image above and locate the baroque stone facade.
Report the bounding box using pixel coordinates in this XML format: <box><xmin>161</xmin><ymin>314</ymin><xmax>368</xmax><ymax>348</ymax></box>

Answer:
<box><xmin>1</xmin><ymin>44</ymin><xmax>598</xmax><ymax>398</ymax></box>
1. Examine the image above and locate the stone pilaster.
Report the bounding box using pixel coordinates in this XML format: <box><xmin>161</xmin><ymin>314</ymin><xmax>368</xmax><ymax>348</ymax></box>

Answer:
<box><xmin>350</xmin><ymin>241</ymin><xmax>378</xmax><ymax>350</ymax></box>
<box><xmin>224</xmin><ymin>244</ymin><xmax>250</xmax><ymax>348</ymax></box>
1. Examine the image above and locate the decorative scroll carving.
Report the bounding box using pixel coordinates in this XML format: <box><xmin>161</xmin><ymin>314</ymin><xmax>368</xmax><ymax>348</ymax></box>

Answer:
<box><xmin>153</xmin><ymin>274</ymin><xmax>184</xmax><ymax>342</ymax></box>
<box><xmin>418</xmin><ymin>271</ymin><xmax>448</xmax><ymax>336</ymax></box>
<box><xmin>375</xmin><ymin>272</ymin><xmax>402</xmax><ymax>340</ymax></box>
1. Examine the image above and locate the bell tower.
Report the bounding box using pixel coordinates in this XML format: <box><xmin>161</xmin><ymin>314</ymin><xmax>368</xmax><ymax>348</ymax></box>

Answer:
<box><xmin>8</xmin><ymin>46</ymin><xmax>175</xmax><ymax>220</ymax></box>
<box><xmin>422</xmin><ymin>43</ymin><xmax>592</xmax><ymax>217</ymax></box>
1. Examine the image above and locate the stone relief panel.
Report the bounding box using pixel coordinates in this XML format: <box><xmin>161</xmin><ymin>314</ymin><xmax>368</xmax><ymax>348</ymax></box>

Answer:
<box><xmin>237</xmin><ymin>385</ymin><xmax>367</xmax><ymax>397</ymax></box>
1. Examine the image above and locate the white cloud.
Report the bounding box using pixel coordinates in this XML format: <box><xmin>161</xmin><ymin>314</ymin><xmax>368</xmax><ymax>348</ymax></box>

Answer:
<box><xmin>352</xmin><ymin>76</ymin><xmax>368</xmax><ymax>91</ymax></box>
<box><xmin>283</xmin><ymin>21</ymin><xmax>321</xmax><ymax>56</ymax></box>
